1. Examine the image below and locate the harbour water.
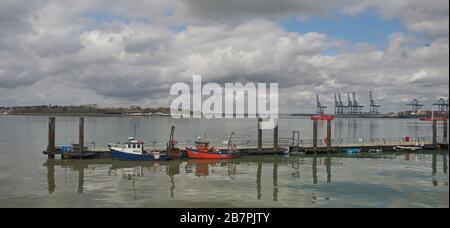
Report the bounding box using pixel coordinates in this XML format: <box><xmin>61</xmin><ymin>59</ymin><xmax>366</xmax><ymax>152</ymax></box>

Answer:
<box><xmin>0</xmin><ymin>115</ymin><xmax>448</xmax><ymax>207</ymax></box>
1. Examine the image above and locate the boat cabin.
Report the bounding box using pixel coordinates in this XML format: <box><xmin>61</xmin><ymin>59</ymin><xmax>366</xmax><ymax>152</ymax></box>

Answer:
<box><xmin>125</xmin><ymin>141</ymin><xmax>145</xmax><ymax>149</ymax></box>
<box><xmin>122</xmin><ymin>137</ymin><xmax>146</xmax><ymax>154</ymax></box>
<box><xmin>195</xmin><ymin>136</ymin><xmax>210</xmax><ymax>152</ymax></box>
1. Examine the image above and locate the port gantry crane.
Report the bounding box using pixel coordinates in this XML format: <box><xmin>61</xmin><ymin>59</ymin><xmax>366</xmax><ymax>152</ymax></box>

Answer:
<box><xmin>334</xmin><ymin>93</ymin><xmax>346</xmax><ymax>116</ymax></box>
<box><xmin>433</xmin><ymin>98</ymin><xmax>449</xmax><ymax>113</ymax></box>
<box><xmin>369</xmin><ymin>91</ymin><xmax>381</xmax><ymax>116</ymax></box>
<box><xmin>352</xmin><ymin>92</ymin><xmax>364</xmax><ymax>116</ymax></box>
<box><xmin>347</xmin><ymin>92</ymin><xmax>354</xmax><ymax>116</ymax></box>
<box><xmin>334</xmin><ymin>93</ymin><xmax>338</xmax><ymax>115</ymax></box>
<box><xmin>316</xmin><ymin>94</ymin><xmax>327</xmax><ymax>115</ymax></box>
<box><xmin>407</xmin><ymin>99</ymin><xmax>424</xmax><ymax>114</ymax></box>
<box><xmin>338</xmin><ymin>93</ymin><xmax>345</xmax><ymax>116</ymax></box>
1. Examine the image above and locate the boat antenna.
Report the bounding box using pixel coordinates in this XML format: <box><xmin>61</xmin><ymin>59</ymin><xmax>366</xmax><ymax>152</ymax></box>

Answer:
<box><xmin>133</xmin><ymin>123</ymin><xmax>137</xmax><ymax>138</ymax></box>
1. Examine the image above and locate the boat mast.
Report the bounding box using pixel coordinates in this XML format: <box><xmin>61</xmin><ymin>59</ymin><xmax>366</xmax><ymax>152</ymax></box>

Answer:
<box><xmin>227</xmin><ymin>132</ymin><xmax>235</xmax><ymax>151</ymax></box>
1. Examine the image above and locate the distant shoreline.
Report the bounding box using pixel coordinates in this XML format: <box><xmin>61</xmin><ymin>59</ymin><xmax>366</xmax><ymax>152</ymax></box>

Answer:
<box><xmin>0</xmin><ymin>113</ymin><xmax>171</xmax><ymax>117</ymax></box>
<box><xmin>0</xmin><ymin>113</ymin><xmax>437</xmax><ymax>120</ymax></box>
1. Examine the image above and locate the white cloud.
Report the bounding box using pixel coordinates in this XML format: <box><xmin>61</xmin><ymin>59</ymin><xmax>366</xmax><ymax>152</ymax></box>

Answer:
<box><xmin>341</xmin><ymin>0</ymin><xmax>449</xmax><ymax>38</ymax></box>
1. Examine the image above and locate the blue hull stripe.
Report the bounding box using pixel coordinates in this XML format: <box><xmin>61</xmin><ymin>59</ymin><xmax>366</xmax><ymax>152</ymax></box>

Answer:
<box><xmin>111</xmin><ymin>149</ymin><xmax>167</xmax><ymax>161</ymax></box>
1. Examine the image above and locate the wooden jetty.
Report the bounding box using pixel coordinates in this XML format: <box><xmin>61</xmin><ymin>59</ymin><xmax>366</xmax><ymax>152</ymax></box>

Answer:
<box><xmin>43</xmin><ymin>116</ymin><xmax>449</xmax><ymax>160</ymax></box>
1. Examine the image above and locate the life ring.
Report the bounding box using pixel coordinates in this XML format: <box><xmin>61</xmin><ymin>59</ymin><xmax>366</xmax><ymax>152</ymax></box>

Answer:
<box><xmin>404</xmin><ymin>136</ymin><xmax>411</xmax><ymax>142</ymax></box>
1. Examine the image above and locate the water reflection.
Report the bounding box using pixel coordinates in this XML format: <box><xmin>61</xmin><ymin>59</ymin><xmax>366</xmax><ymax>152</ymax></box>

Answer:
<box><xmin>44</xmin><ymin>159</ymin><xmax>93</xmax><ymax>194</ymax></box>
<box><xmin>43</xmin><ymin>152</ymin><xmax>448</xmax><ymax>203</ymax></box>
<box><xmin>444</xmin><ymin>153</ymin><xmax>448</xmax><ymax>174</ymax></box>
<box><xmin>78</xmin><ymin>166</ymin><xmax>84</xmax><ymax>193</ymax></box>
<box><xmin>185</xmin><ymin>159</ymin><xmax>236</xmax><ymax>179</ymax></box>
<box><xmin>273</xmin><ymin>158</ymin><xmax>279</xmax><ymax>201</ymax></box>
<box><xmin>326</xmin><ymin>153</ymin><xmax>331</xmax><ymax>184</ymax></box>
<box><xmin>166</xmin><ymin>161</ymin><xmax>180</xmax><ymax>198</ymax></box>
<box><xmin>109</xmin><ymin>162</ymin><xmax>147</xmax><ymax>200</ymax></box>
<box><xmin>256</xmin><ymin>162</ymin><xmax>262</xmax><ymax>200</ymax></box>
<box><xmin>432</xmin><ymin>152</ymin><xmax>437</xmax><ymax>186</ymax></box>
<box><xmin>312</xmin><ymin>153</ymin><xmax>319</xmax><ymax>185</ymax></box>
<box><xmin>46</xmin><ymin>159</ymin><xmax>55</xmax><ymax>194</ymax></box>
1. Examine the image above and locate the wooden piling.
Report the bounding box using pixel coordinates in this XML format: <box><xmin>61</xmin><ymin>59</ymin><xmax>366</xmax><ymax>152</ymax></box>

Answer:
<box><xmin>79</xmin><ymin>117</ymin><xmax>84</xmax><ymax>154</ymax></box>
<box><xmin>432</xmin><ymin>119</ymin><xmax>437</xmax><ymax>146</ymax></box>
<box><xmin>327</xmin><ymin>119</ymin><xmax>332</xmax><ymax>150</ymax></box>
<box><xmin>443</xmin><ymin>119</ymin><xmax>448</xmax><ymax>143</ymax></box>
<box><xmin>256</xmin><ymin>162</ymin><xmax>262</xmax><ymax>200</ymax></box>
<box><xmin>313</xmin><ymin>119</ymin><xmax>318</xmax><ymax>150</ymax></box>
<box><xmin>47</xmin><ymin>117</ymin><xmax>56</xmax><ymax>159</ymax></box>
<box><xmin>257</xmin><ymin>118</ymin><xmax>262</xmax><ymax>152</ymax></box>
<box><xmin>273</xmin><ymin>124</ymin><xmax>279</xmax><ymax>153</ymax></box>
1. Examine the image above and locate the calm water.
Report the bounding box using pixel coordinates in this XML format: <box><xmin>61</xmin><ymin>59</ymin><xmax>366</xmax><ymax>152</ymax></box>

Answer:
<box><xmin>0</xmin><ymin>115</ymin><xmax>448</xmax><ymax>208</ymax></box>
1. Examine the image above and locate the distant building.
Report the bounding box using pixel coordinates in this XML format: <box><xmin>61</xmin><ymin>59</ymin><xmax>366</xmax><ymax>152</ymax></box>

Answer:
<box><xmin>129</xmin><ymin>106</ymin><xmax>142</xmax><ymax>110</ymax></box>
<box><xmin>386</xmin><ymin>112</ymin><xmax>398</xmax><ymax>118</ymax></box>
<box><xmin>81</xmin><ymin>104</ymin><xmax>98</xmax><ymax>108</ymax></box>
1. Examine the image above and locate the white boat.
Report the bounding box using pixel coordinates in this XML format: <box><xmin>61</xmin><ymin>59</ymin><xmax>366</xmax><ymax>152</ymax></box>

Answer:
<box><xmin>393</xmin><ymin>146</ymin><xmax>422</xmax><ymax>151</ymax></box>
<box><xmin>153</xmin><ymin>112</ymin><xmax>170</xmax><ymax>116</ymax></box>
<box><xmin>369</xmin><ymin>149</ymin><xmax>383</xmax><ymax>153</ymax></box>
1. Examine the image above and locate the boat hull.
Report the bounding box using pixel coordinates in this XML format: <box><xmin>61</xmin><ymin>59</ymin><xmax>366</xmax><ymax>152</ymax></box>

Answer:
<box><xmin>111</xmin><ymin>149</ymin><xmax>167</xmax><ymax>161</ymax></box>
<box><xmin>311</xmin><ymin>115</ymin><xmax>335</xmax><ymax>121</ymax></box>
<box><xmin>186</xmin><ymin>148</ymin><xmax>235</xmax><ymax>159</ymax></box>
<box><xmin>393</xmin><ymin>146</ymin><xmax>422</xmax><ymax>152</ymax></box>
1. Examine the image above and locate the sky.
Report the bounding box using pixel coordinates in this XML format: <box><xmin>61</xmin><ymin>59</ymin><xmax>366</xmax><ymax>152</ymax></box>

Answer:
<box><xmin>0</xmin><ymin>0</ymin><xmax>448</xmax><ymax>113</ymax></box>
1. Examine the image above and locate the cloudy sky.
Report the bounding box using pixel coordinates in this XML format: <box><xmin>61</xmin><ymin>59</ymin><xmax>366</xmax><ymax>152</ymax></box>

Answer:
<box><xmin>0</xmin><ymin>0</ymin><xmax>448</xmax><ymax>113</ymax></box>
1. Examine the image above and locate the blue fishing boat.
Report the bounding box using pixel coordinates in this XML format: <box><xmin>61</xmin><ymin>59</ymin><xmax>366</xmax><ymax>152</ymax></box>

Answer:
<box><xmin>109</xmin><ymin>137</ymin><xmax>167</xmax><ymax>161</ymax></box>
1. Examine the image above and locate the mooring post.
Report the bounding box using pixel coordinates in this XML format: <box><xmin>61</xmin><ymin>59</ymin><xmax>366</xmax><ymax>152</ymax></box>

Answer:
<box><xmin>313</xmin><ymin>119</ymin><xmax>318</xmax><ymax>150</ymax></box>
<box><xmin>273</xmin><ymin>124</ymin><xmax>278</xmax><ymax>153</ymax></box>
<box><xmin>432</xmin><ymin>119</ymin><xmax>437</xmax><ymax>146</ymax></box>
<box><xmin>79</xmin><ymin>117</ymin><xmax>84</xmax><ymax>154</ymax></box>
<box><xmin>47</xmin><ymin>117</ymin><xmax>56</xmax><ymax>159</ymax></box>
<box><xmin>257</xmin><ymin>118</ymin><xmax>262</xmax><ymax>152</ymax></box>
<box><xmin>327</xmin><ymin>119</ymin><xmax>332</xmax><ymax>151</ymax></box>
<box><xmin>443</xmin><ymin>119</ymin><xmax>448</xmax><ymax>143</ymax></box>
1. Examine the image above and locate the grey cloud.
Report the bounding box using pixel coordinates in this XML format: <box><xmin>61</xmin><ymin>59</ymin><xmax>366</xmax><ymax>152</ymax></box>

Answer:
<box><xmin>0</xmin><ymin>67</ymin><xmax>41</xmax><ymax>88</ymax></box>
<box><xmin>0</xmin><ymin>0</ymin><xmax>448</xmax><ymax>113</ymax></box>
<box><xmin>180</xmin><ymin>0</ymin><xmax>337</xmax><ymax>22</ymax></box>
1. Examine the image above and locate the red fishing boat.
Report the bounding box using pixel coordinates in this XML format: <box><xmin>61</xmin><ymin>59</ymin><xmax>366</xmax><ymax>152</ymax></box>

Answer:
<box><xmin>186</xmin><ymin>133</ymin><xmax>240</xmax><ymax>159</ymax></box>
